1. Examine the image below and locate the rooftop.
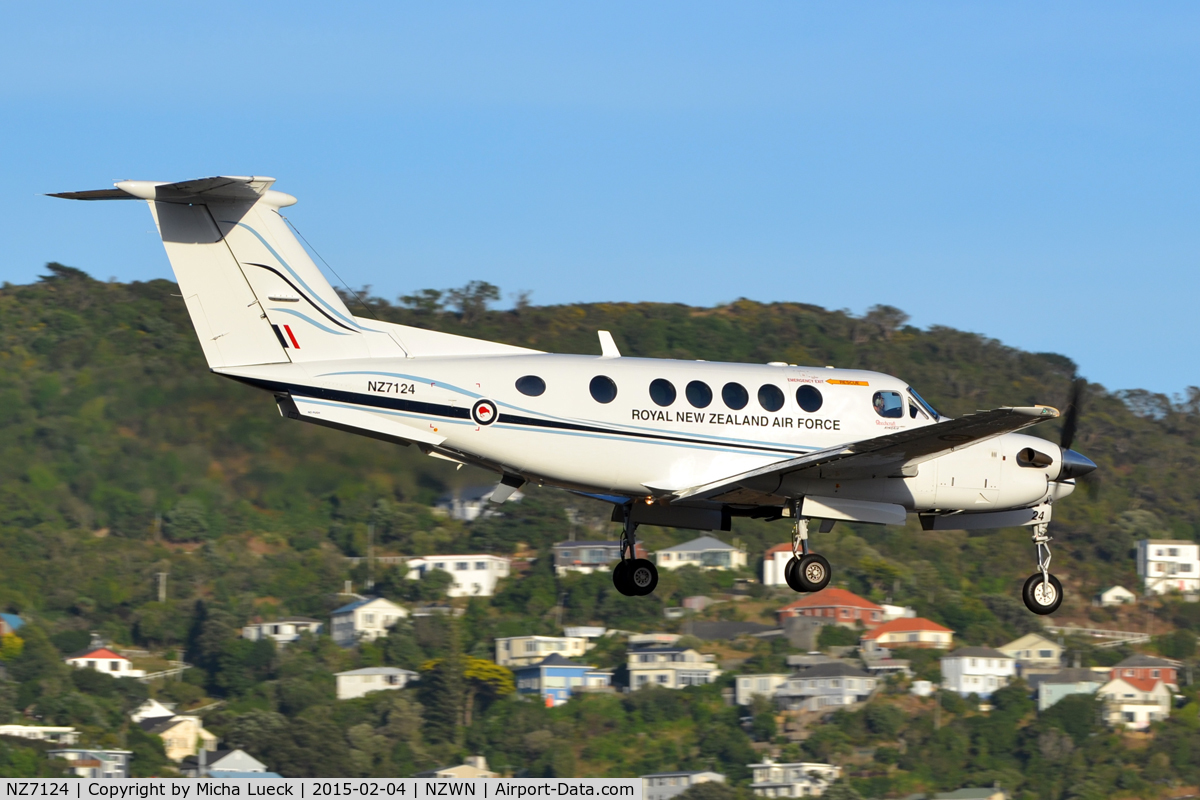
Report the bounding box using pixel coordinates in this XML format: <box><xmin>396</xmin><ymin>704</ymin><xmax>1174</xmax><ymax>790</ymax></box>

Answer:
<box><xmin>1029</xmin><ymin>668</ymin><xmax>1106</xmax><ymax>688</ymax></box>
<box><xmin>529</xmin><ymin>653</ymin><xmax>593</xmax><ymax>669</ymax></box>
<box><xmin>945</xmin><ymin>646</ymin><xmax>1011</xmax><ymax>660</ymax></box>
<box><xmin>1110</xmin><ymin>676</ymin><xmax>1166</xmax><ymax>693</ymax></box>
<box><xmin>656</xmin><ymin>536</ymin><xmax>739</xmax><ymax>553</ymax></box>
<box><xmin>66</xmin><ymin>647</ymin><xmax>128</xmax><ymax>661</ymax></box>
<box><xmin>331</xmin><ymin>596</ymin><xmax>404</xmax><ymax>615</ymax></box>
<box><xmin>1114</xmin><ymin>654</ymin><xmax>1176</xmax><ymax>669</ymax></box>
<box><xmin>790</xmin><ymin>661</ymin><xmax>871</xmax><ymax>680</ymax></box>
<box><xmin>335</xmin><ymin>667</ymin><xmax>418</xmax><ymax>677</ymax></box>
<box><xmin>861</xmin><ymin>617</ymin><xmax>951</xmax><ymax>639</ymax></box>
<box><xmin>779</xmin><ymin>587</ymin><xmax>883</xmax><ymax>612</ymax></box>
<box><xmin>553</xmin><ymin>540</ymin><xmax>620</xmax><ymax>548</ymax></box>
<box><xmin>0</xmin><ymin>613</ymin><xmax>24</xmax><ymax>631</ymax></box>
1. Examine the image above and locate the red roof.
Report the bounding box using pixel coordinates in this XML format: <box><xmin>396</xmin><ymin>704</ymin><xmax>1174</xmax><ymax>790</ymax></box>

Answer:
<box><xmin>778</xmin><ymin>587</ymin><xmax>882</xmax><ymax>612</ymax></box>
<box><xmin>70</xmin><ymin>648</ymin><xmax>127</xmax><ymax>661</ymax></box>
<box><xmin>765</xmin><ymin>543</ymin><xmax>794</xmax><ymax>556</ymax></box>
<box><xmin>1116</xmin><ymin>676</ymin><xmax>1164</xmax><ymax>693</ymax></box>
<box><xmin>861</xmin><ymin>617</ymin><xmax>951</xmax><ymax>640</ymax></box>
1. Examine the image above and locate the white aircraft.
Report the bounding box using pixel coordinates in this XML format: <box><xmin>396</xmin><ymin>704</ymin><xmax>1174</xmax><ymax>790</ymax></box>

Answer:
<box><xmin>53</xmin><ymin>175</ymin><xmax>1096</xmax><ymax>615</ymax></box>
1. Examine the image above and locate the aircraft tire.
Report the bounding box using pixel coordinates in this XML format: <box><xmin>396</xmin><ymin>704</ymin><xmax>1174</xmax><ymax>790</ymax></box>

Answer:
<box><xmin>796</xmin><ymin>554</ymin><xmax>832</xmax><ymax>592</ymax></box>
<box><xmin>1022</xmin><ymin>572</ymin><xmax>1063</xmax><ymax>615</ymax></box>
<box><xmin>784</xmin><ymin>557</ymin><xmax>806</xmax><ymax>592</ymax></box>
<box><xmin>629</xmin><ymin>558</ymin><xmax>659</xmax><ymax>596</ymax></box>
<box><xmin>612</xmin><ymin>561</ymin><xmax>636</xmax><ymax>597</ymax></box>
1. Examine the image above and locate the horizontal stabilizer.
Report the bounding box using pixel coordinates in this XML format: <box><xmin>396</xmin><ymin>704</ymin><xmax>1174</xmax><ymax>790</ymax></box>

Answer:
<box><xmin>51</xmin><ymin>176</ymin><xmax>281</xmax><ymax>205</ymax></box>
<box><xmin>283</xmin><ymin>395</ymin><xmax>447</xmax><ymax>447</ymax></box>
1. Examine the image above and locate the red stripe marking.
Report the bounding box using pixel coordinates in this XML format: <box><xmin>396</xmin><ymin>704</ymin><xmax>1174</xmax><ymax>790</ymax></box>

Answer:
<box><xmin>283</xmin><ymin>325</ymin><xmax>300</xmax><ymax>349</ymax></box>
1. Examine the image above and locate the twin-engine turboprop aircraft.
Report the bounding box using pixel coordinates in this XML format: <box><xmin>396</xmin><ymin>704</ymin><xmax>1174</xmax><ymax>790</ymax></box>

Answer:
<box><xmin>53</xmin><ymin>176</ymin><xmax>1097</xmax><ymax>614</ymax></box>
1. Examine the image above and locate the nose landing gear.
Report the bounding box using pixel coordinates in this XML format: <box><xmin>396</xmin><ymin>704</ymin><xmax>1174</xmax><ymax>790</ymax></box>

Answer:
<box><xmin>612</xmin><ymin>507</ymin><xmax>658</xmax><ymax>597</ymax></box>
<box><xmin>784</xmin><ymin>513</ymin><xmax>832</xmax><ymax>593</ymax></box>
<box><xmin>1022</xmin><ymin>523</ymin><xmax>1063</xmax><ymax>615</ymax></box>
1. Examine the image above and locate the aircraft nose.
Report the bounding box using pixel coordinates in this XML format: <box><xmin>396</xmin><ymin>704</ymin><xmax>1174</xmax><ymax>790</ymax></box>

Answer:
<box><xmin>1058</xmin><ymin>449</ymin><xmax>1097</xmax><ymax>480</ymax></box>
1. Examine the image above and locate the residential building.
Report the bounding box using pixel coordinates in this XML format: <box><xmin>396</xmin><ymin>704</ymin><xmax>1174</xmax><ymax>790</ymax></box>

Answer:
<box><xmin>682</xmin><ymin>621</ymin><xmax>775</xmax><ymax>641</ymax></box>
<box><xmin>139</xmin><ymin>713</ymin><xmax>217</xmax><ymax>761</ymax></box>
<box><xmin>735</xmin><ymin>674</ymin><xmax>790</xmax><ymax>706</ymax></box>
<box><xmin>642</xmin><ymin>771</ymin><xmax>725</xmax><ymax>800</ymax></box>
<box><xmin>628</xmin><ymin>645</ymin><xmax>721</xmax><ymax>690</ymax></box>
<box><xmin>0</xmin><ymin>725</ymin><xmax>79</xmax><ymax>744</ymax></box>
<box><xmin>1029</xmin><ymin>668</ymin><xmax>1105</xmax><ymax>712</ymax></box>
<box><xmin>434</xmin><ymin>486</ymin><xmax>523</xmax><ymax>522</ymax></box>
<box><xmin>932</xmin><ymin>790</ymin><xmax>1009</xmax><ymax>800</ymax></box>
<box><xmin>514</xmin><ymin>653</ymin><xmax>611</xmax><ymax>705</ymax></box>
<box><xmin>416</xmin><ymin>755</ymin><xmax>497</xmax><ymax>779</ymax></box>
<box><xmin>563</xmin><ymin>626</ymin><xmax>607</xmax><ymax>640</ymax></box>
<box><xmin>998</xmin><ymin>632</ymin><xmax>1062</xmax><ymax>675</ymax></box>
<box><xmin>242</xmin><ymin>617</ymin><xmax>323</xmax><ymax>646</ymax></box>
<box><xmin>130</xmin><ymin>699</ymin><xmax>176</xmax><ymax>723</ymax></box>
<box><xmin>405</xmin><ymin>554</ymin><xmax>511</xmax><ymax>597</ymax></box>
<box><xmin>64</xmin><ymin>646</ymin><xmax>146</xmax><ymax>678</ymax></box>
<box><xmin>330</xmin><ymin>597</ymin><xmax>409</xmax><ymax>647</ymax></box>
<box><xmin>1098</xmin><ymin>677</ymin><xmax>1172</xmax><ymax>729</ymax></box>
<box><xmin>48</xmin><ymin>749</ymin><xmax>131</xmax><ymax>779</ymax></box>
<box><xmin>0</xmin><ymin>613</ymin><xmax>24</xmax><ymax>637</ymax></box>
<box><xmin>860</xmin><ymin>618</ymin><xmax>953</xmax><ymax>653</ymax></box>
<box><xmin>940</xmin><ymin>647</ymin><xmax>1016</xmax><ymax>698</ymax></box>
<box><xmin>748</xmin><ymin>758</ymin><xmax>840</xmax><ymax>798</ymax></box>
<box><xmin>911</xmin><ymin>680</ymin><xmax>935</xmax><ymax>697</ymax></box>
<box><xmin>181</xmin><ymin>749</ymin><xmax>269</xmax><ymax>778</ymax></box>
<box><xmin>1095</xmin><ymin>585</ymin><xmax>1137</xmax><ymax>606</ymax></box>
<box><xmin>762</xmin><ymin>543</ymin><xmax>795</xmax><ymax>587</ymax></box>
<box><xmin>880</xmin><ymin>604</ymin><xmax>916</xmax><ymax>621</ymax></box>
<box><xmin>776</xmin><ymin>587</ymin><xmax>884</xmax><ymax>628</ymax></box>
<box><xmin>654</xmin><ymin>536</ymin><xmax>747</xmax><ymax>571</ymax></box>
<box><xmin>496</xmin><ymin>635</ymin><xmax>590</xmax><ymax>667</ymax></box>
<box><xmin>336</xmin><ymin>667</ymin><xmax>418</xmax><ymax>700</ymax></box>
<box><xmin>775</xmin><ymin>662</ymin><xmax>878</xmax><ymax>711</ymax></box>
<box><xmin>1110</xmin><ymin>654</ymin><xmax>1179</xmax><ymax>689</ymax></box>
<box><xmin>628</xmin><ymin>633</ymin><xmax>681</xmax><ymax>647</ymax></box>
<box><xmin>553</xmin><ymin>540</ymin><xmax>647</xmax><ymax>576</ymax></box>
<box><xmin>1137</xmin><ymin>539</ymin><xmax>1200</xmax><ymax>595</ymax></box>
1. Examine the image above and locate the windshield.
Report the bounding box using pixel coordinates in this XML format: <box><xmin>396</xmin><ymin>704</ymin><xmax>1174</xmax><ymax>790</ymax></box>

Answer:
<box><xmin>907</xmin><ymin>386</ymin><xmax>940</xmax><ymax>420</ymax></box>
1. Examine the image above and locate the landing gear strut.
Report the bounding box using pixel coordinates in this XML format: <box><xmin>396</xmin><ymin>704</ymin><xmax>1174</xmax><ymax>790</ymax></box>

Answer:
<box><xmin>784</xmin><ymin>504</ymin><xmax>832</xmax><ymax>593</ymax></box>
<box><xmin>613</xmin><ymin>506</ymin><xmax>658</xmax><ymax>597</ymax></box>
<box><xmin>1022</xmin><ymin>523</ymin><xmax>1063</xmax><ymax>615</ymax></box>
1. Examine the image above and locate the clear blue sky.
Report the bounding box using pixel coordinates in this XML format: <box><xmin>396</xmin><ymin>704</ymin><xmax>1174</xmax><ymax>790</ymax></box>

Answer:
<box><xmin>3</xmin><ymin>3</ymin><xmax>1198</xmax><ymax>396</ymax></box>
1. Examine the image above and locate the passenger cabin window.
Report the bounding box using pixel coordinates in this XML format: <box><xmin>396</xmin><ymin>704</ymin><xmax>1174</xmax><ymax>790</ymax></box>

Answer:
<box><xmin>590</xmin><ymin>376</ymin><xmax>617</xmax><ymax>404</ymax></box>
<box><xmin>722</xmin><ymin>382</ymin><xmax>748</xmax><ymax>410</ymax></box>
<box><xmin>758</xmin><ymin>384</ymin><xmax>784</xmax><ymax>412</ymax></box>
<box><xmin>795</xmin><ymin>385</ymin><xmax>823</xmax><ymax>413</ymax></box>
<box><xmin>872</xmin><ymin>391</ymin><xmax>904</xmax><ymax>418</ymax></box>
<box><xmin>649</xmin><ymin>379</ymin><xmax>676</xmax><ymax>407</ymax></box>
<box><xmin>686</xmin><ymin>381</ymin><xmax>713</xmax><ymax>408</ymax></box>
<box><xmin>515</xmin><ymin>375</ymin><xmax>546</xmax><ymax>396</ymax></box>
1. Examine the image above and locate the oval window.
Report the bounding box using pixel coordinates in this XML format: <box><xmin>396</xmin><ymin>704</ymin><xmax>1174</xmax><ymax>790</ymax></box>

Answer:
<box><xmin>872</xmin><ymin>391</ymin><xmax>904</xmax><ymax>419</ymax></box>
<box><xmin>796</xmin><ymin>385</ymin><xmax>823</xmax><ymax>413</ymax></box>
<box><xmin>758</xmin><ymin>384</ymin><xmax>784</xmax><ymax>412</ymax></box>
<box><xmin>515</xmin><ymin>375</ymin><xmax>546</xmax><ymax>397</ymax></box>
<box><xmin>590</xmin><ymin>376</ymin><xmax>618</xmax><ymax>404</ymax></box>
<box><xmin>722</xmin><ymin>382</ymin><xmax>748</xmax><ymax>410</ymax></box>
<box><xmin>649</xmin><ymin>379</ymin><xmax>676</xmax><ymax>407</ymax></box>
<box><xmin>686</xmin><ymin>380</ymin><xmax>713</xmax><ymax>409</ymax></box>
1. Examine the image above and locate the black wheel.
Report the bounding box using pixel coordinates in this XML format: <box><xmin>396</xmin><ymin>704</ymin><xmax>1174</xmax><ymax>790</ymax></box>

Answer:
<box><xmin>612</xmin><ymin>561</ymin><xmax>636</xmax><ymax>597</ymax></box>
<box><xmin>628</xmin><ymin>558</ymin><xmax>659</xmax><ymax>596</ymax></box>
<box><xmin>1022</xmin><ymin>572</ymin><xmax>1063</xmax><ymax>615</ymax></box>
<box><xmin>797</xmin><ymin>554</ymin><xmax>832</xmax><ymax>592</ymax></box>
<box><xmin>784</xmin><ymin>556</ymin><xmax>806</xmax><ymax>592</ymax></box>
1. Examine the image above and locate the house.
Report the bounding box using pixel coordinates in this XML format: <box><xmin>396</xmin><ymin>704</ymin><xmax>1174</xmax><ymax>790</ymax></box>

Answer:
<box><xmin>628</xmin><ymin>645</ymin><xmax>721</xmax><ymax>689</ymax></box>
<box><xmin>1098</xmin><ymin>677</ymin><xmax>1172</xmax><ymax>729</ymax></box>
<box><xmin>0</xmin><ymin>613</ymin><xmax>24</xmax><ymax>637</ymax></box>
<box><xmin>495</xmin><ymin>635</ymin><xmax>591</xmax><ymax>668</ymax></box>
<box><xmin>64</xmin><ymin>645</ymin><xmax>146</xmax><ymax>678</ymax></box>
<box><xmin>775</xmin><ymin>662</ymin><xmax>878</xmax><ymax>711</ymax></box>
<box><xmin>1029</xmin><ymin>668</ymin><xmax>1105</xmax><ymax>711</ymax></box>
<box><xmin>553</xmin><ymin>540</ymin><xmax>647</xmax><ymax>576</ymax></box>
<box><xmin>748</xmin><ymin>758</ymin><xmax>840</xmax><ymax>797</ymax></box>
<box><xmin>1095</xmin><ymin>585</ymin><xmax>1137</xmax><ymax>606</ymax></box>
<box><xmin>642</xmin><ymin>771</ymin><xmax>725</xmax><ymax>800</ymax></box>
<box><xmin>763</xmin><ymin>543</ymin><xmax>796</xmax><ymax>587</ymax></box>
<box><xmin>932</xmin><ymin>790</ymin><xmax>1009</xmax><ymax>800</ymax></box>
<box><xmin>1137</xmin><ymin>539</ymin><xmax>1200</xmax><ymax>595</ymax></box>
<box><xmin>47</xmin><ymin>749</ymin><xmax>131</xmax><ymax>779</ymax></box>
<box><xmin>416</xmin><ymin>755</ymin><xmax>497</xmax><ymax>779</ymax></box>
<box><xmin>242</xmin><ymin>617</ymin><xmax>323</xmax><ymax>646</ymax></box>
<box><xmin>860</xmin><ymin>618</ymin><xmax>953</xmax><ymax>653</ymax></box>
<box><xmin>138</xmin><ymin>712</ymin><xmax>218</xmax><ymax>761</ymax></box>
<box><xmin>998</xmin><ymin>632</ymin><xmax>1063</xmax><ymax>675</ymax></box>
<box><xmin>654</xmin><ymin>536</ymin><xmax>748</xmax><ymax>571</ymax></box>
<box><xmin>181</xmin><ymin>749</ymin><xmax>269</xmax><ymax>778</ymax></box>
<box><xmin>336</xmin><ymin>667</ymin><xmax>419</xmax><ymax>700</ymax></box>
<box><xmin>130</xmin><ymin>699</ymin><xmax>176</xmax><ymax>723</ymax></box>
<box><xmin>1110</xmin><ymin>654</ymin><xmax>1178</xmax><ymax>689</ymax></box>
<box><xmin>434</xmin><ymin>486</ymin><xmax>523</xmax><ymax>521</ymax></box>
<box><xmin>514</xmin><ymin>653</ymin><xmax>611</xmax><ymax>705</ymax></box>
<box><xmin>0</xmin><ymin>725</ymin><xmax>79</xmax><ymax>745</ymax></box>
<box><xmin>776</xmin><ymin>587</ymin><xmax>885</xmax><ymax>628</ymax></box>
<box><xmin>330</xmin><ymin>597</ymin><xmax>409</xmax><ymax>646</ymax></box>
<box><xmin>404</xmin><ymin>554</ymin><xmax>511</xmax><ymax>597</ymax></box>
<box><xmin>735</xmin><ymin>674</ymin><xmax>790</xmax><ymax>706</ymax></box>
<box><xmin>940</xmin><ymin>647</ymin><xmax>1016</xmax><ymax>698</ymax></box>
<box><xmin>880</xmin><ymin>604</ymin><xmax>916</xmax><ymax>621</ymax></box>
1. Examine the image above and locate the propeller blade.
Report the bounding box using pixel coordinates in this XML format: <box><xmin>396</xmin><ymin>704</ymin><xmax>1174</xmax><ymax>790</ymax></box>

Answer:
<box><xmin>1060</xmin><ymin>377</ymin><xmax>1086</xmax><ymax>452</ymax></box>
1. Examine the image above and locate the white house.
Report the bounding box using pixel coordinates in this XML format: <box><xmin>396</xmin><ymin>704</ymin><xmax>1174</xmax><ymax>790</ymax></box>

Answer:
<box><xmin>940</xmin><ymin>646</ymin><xmax>1016</xmax><ymax>698</ymax></box>
<box><xmin>0</xmin><ymin>725</ymin><xmax>79</xmax><ymax>744</ymax></box>
<box><xmin>748</xmin><ymin>758</ymin><xmax>840</xmax><ymax>798</ymax></box>
<box><xmin>860</xmin><ymin>618</ymin><xmax>953</xmax><ymax>653</ymax></box>
<box><xmin>775</xmin><ymin>662</ymin><xmax>878</xmax><ymax>712</ymax></box>
<box><xmin>336</xmin><ymin>667</ymin><xmax>418</xmax><ymax>700</ymax></box>
<box><xmin>1098</xmin><ymin>677</ymin><xmax>1172</xmax><ymax>730</ymax></box>
<box><xmin>48</xmin><ymin>749</ymin><xmax>131</xmax><ymax>779</ymax></box>
<box><xmin>735</xmin><ymin>674</ymin><xmax>790</xmax><ymax>706</ymax></box>
<box><xmin>655</xmin><ymin>536</ymin><xmax>747</xmax><ymax>572</ymax></box>
<box><xmin>242</xmin><ymin>617</ymin><xmax>323</xmax><ymax>646</ymax></box>
<box><xmin>762</xmin><ymin>544</ymin><xmax>794</xmax><ymax>587</ymax></box>
<box><xmin>642</xmin><ymin>771</ymin><xmax>725</xmax><ymax>800</ymax></box>
<box><xmin>405</xmin><ymin>554</ymin><xmax>511</xmax><ymax>597</ymax></box>
<box><xmin>330</xmin><ymin>597</ymin><xmax>409</xmax><ymax>647</ymax></box>
<box><xmin>880</xmin><ymin>604</ymin><xmax>916</xmax><ymax>621</ymax></box>
<box><xmin>495</xmin><ymin>635</ymin><xmax>591</xmax><ymax>668</ymax></box>
<box><xmin>998</xmin><ymin>632</ymin><xmax>1063</xmax><ymax>675</ymax></box>
<box><xmin>64</xmin><ymin>646</ymin><xmax>145</xmax><ymax>678</ymax></box>
<box><xmin>1138</xmin><ymin>539</ymin><xmax>1200</xmax><ymax>595</ymax></box>
<box><xmin>434</xmin><ymin>486</ymin><xmax>524</xmax><ymax>521</ymax></box>
<box><xmin>1095</xmin><ymin>585</ymin><xmax>1137</xmax><ymax>606</ymax></box>
<box><xmin>628</xmin><ymin>645</ymin><xmax>721</xmax><ymax>689</ymax></box>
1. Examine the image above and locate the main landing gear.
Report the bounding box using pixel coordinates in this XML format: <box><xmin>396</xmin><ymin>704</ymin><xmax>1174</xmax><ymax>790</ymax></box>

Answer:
<box><xmin>613</xmin><ymin>508</ymin><xmax>658</xmax><ymax>597</ymax></box>
<box><xmin>1022</xmin><ymin>522</ymin><xmax>1063</xmax><ymax>615</ymax></box>
<box><xmin>784</xmin><ymin>511</ymin><xmax>832</xmax><ymax>594</ymax></box>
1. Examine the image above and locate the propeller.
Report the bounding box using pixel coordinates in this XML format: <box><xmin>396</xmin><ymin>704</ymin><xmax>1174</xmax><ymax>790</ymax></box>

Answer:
<box><xmin>1059</xmin><ymin>376</ymin><xmax>1086</xmax><ymax>452</ymax></box>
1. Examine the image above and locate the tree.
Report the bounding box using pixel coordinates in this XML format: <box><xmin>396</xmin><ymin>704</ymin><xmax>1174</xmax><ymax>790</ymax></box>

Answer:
<box><xmin>820</xmin><ymin>780</ymin><xmax>864</xmax><ymax>800</ymax></box>
<box><xmin>163</xmin><ymin>498</ymin><xmax>209</xmax><ymax>542</ymax></box>
<box><xmin>445</xmin><ymin>281</ymin><xmax>500</xmax><ymax>324</ymax></box>
<box><xmin>419</xmin><ymin>619</ymin><xmax>465</xmax><ymax>744</ymax></box>
<box><xmin>675</xmin><ymin>783</ymin><xmax>738</xmax><ymax>800</ymax></box>
<box><xmin>462</xmin><ymin>657</ymin><xmax>515</xmax><ymax>725</ymax></box>
<box><xmin>398</xmin><ymin>288</ymin><xmax>444</xmax><ymax>315</ymax></box>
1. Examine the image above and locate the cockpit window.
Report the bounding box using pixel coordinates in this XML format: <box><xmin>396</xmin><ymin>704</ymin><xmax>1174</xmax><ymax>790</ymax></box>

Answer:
<box><xmin>872</xmin><ymin>391</ymin><xmax>904</xmax><ymax>419</ymax></box>
<box><xmin>906</xmin><ymin>386</ymin><xmax>940</xmax><ymax>419</ymax></box>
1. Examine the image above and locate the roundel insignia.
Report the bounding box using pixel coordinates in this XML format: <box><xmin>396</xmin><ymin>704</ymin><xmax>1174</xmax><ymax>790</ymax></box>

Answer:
<box><xmin>471</xmin><ymin>399</ymin><xmax>499</xmax><ymax>426</ymax></box>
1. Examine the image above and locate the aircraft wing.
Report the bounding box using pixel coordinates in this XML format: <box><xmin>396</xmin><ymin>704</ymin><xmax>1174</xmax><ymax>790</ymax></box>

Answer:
<box><xmin>671</xmin><ymin>405</ymin><xmax>1059</xmax><ymax>505</ymax></box>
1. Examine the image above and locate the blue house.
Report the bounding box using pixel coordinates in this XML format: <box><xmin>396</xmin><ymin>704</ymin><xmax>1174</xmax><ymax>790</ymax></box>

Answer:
<box><xmin>513</xmin><ymin>653</ymin><xmax>611</xmax><ymax>706</ymax></box>
<box><xmin>0</xmin><ymin>614</ymin><xmax>23</xmax><ymax>637</ymax></box>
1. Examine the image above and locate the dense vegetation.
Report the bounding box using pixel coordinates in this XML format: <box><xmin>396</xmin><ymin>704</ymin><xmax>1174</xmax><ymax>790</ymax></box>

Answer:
<box><xmin>3</xmin><ymin>265</ymin><xmax>1200</xmax><ymax>795</ymax></box>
